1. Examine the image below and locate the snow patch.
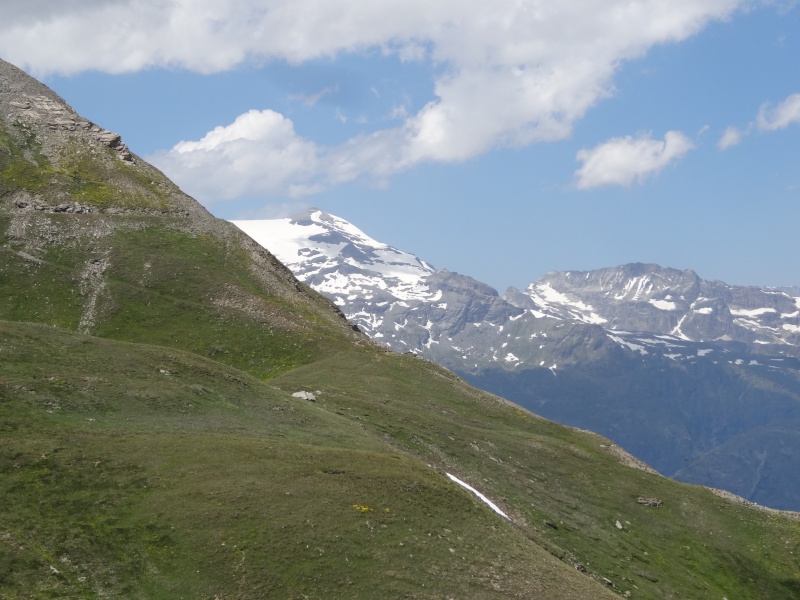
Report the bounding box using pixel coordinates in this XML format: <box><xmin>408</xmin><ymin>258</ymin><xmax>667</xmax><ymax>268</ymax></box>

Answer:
<box><xmin>731</xmin><ymin>307</ymin><xmax>778</xmax><ymax>317</ymax></box>
<box><xmin>528</xmin><ymin>309</ymin><xmax>556</xmax><ymax>319</ymax></box>
<box><xmin>526</xmin><ymin>283</ymin><xmax>608</xmax><ymax>324</ymax></box>
<box><xmin>446</xmin><ymin>473</ymin><xmax>510</xmax><ymax>520</ymax></box>
<box><xmin>617</xmin><ymin>275</ymin><xmax>659</xmax><ymax>301</ymax></box>
<box><xmin>608</xmin><ymin>334</ymin><xmax>649</xmax><ymax>355</ymax></box>
<box><xmin>649</xmin><ymin>299</ymin><xmax>677</xmax><ymax>311</ymax></box>
<box><xmin>671</xmin><ymin>315</ymin><xmax>692</xmax><ymax>341</ymax></box>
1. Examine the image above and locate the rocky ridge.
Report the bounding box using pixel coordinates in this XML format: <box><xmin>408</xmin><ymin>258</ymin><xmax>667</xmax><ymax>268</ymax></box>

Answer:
<box><xmin>1</xmin><ymin>58</ymin><xmax>213</xmax><ymax>221</ymax></box>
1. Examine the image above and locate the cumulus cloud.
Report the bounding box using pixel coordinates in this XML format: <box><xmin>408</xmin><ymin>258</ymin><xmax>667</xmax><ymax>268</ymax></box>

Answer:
<box><xmin>574</xmin><ymin>131</ymin><xmax>695</xmax><ymax>189</ymax></box>
<box><xmin>1</xmin><ymin>0</ymin><xmax>745</xmax><ymax>200</ymax></box>
<box><xmin>149</xmin><ymin>110</ymin><xmax>414</xmax><ymax>202</ymax></box>
<box><xmin>151</xmin><ymin>110</ymin><xmax>324</xmax><ymax>201</ymax></box>
<box><xmin>0</xmin><ymin>1</ymin><xmax>745</xmax><ymax>79</ymax></box>
<box><xmin>756</xmin><ymin>92</ymin><xmax>800</xmax><ymax>131</ymax></box>
<box><xmin>718</xmin><ymin>126</ymin><xmax>743</xmax><ymax>150</ymax></box>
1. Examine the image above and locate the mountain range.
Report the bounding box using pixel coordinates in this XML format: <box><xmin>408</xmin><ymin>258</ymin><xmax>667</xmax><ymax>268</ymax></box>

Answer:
<box><xmin>3</xmin><ymin>57</ymin><xmax>800</xmax><ymax>598</ymax></box>
<box><xmin>234</xmin><ymin>209</ymin><xmax>800</xmax><ymax>510</ymax></box>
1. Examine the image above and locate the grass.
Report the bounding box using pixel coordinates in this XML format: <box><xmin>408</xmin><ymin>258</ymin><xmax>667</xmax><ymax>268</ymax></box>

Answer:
<box><xmin>272</xmin><ymin>351</ymin><xmax>800</xmax><ymax>599</ymax></box>
<box><xmin>0</xmin><ymin>321</ymin><xmax>612</xmax><ymax>599</ymax></box>
<box><xmin>0</xmin><ymin>210</ymin><xmax>353</xmax><ymax>379</ymax></box>
<box><xmin>0</xmin><ymin>231</ymin><xmax>86</xmax><ymax>330</ymax></box>
<box><xmin>1</xmin><ymin>320</ymin><xmax>798</xmax><ymax>598</ymax></box>
<box><xmin>57</xmin><ymin>139</ymin><xmax>170</xmax><ymax>210</ymax></box>
<box><xmin>0</xmin><ymin>121</ymin><xmax>170</xmax><ymax>210</ymax></box>
<box><xmin>0</xmin><ymin>121</ymin><xmax>53</xmax><ymax>195</ymax></box>
<box><xmin>2</xmin><ymin>246</ymin><xmax>799</xmax><ymax>598</ymax></box>
<box><xmin>91</xmin><ymin>225</ymin><xmax>341</xmax><ymax>379</ymax></box>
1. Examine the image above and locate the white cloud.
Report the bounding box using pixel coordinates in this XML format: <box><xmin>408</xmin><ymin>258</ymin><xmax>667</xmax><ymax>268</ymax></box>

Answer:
<box><xmin>2</xmin><ymin>0</ymin><xmax>746</xmax><ymax>200</ymax></box>
<box><xmin>151</xmin><ymin>109</ymin><xmax>323</xmax><ymax>202</ymax></box>
<box><xmin>0</xmin><ymin>1</ymin><xmax>745</xmax><ymax>79</ymax></box>
<box><xmin>756</xmin><ymin>93</ymin><xmax>800</xmax><ymax>131</ymax></box>
<box><xmin>717</xmin><ymin>92</ymin><xmax>800</xmax><ymax>151</ymax></box>
<box><xmin>718</xmin><ymin>126</ymin><xmax>743</xmax><ymax>150</ymax></box>
<box><xmin>574</xmin><ymin>131</ymin><xmax>695</xmax><ymax>189</ymax></box>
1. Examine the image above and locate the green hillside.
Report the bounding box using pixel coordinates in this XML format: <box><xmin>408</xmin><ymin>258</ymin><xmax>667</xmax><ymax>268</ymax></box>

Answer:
<box><xmin>1</xmin><ymin>58</ymin><xmax>799</xmax><ymax>599</ymax></box>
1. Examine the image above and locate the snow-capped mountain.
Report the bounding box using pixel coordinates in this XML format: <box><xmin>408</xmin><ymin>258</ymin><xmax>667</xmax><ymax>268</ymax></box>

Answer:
<box><xmin>234</xmin><ymin>209</ymin><xmax>800</xmax><ymax>368</ymax></box>
<box><xmin>234</xmin><ymin>209</ymin><xmax>517</xmax><ymax>359</ymax></box>
<box><xmin>233</xmin><ymin>209</ymin><xmax>800</xmax><ymax>510</ymax></box>
<box><xmin>233</xmin><ymin>209</ymin><xmax>438</xmax><ymax>305</ymax></box>
<box><xmin>514</xmin><ymin>264</ymin><xmax>800</xmax><ymax>350</ymax></box>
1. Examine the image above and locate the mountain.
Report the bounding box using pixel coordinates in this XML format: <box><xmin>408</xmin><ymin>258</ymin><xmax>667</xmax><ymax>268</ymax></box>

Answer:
<box><xmin>514</xmin><ymin>263</ymin><xmax>800</xmax><ymax>350</ymax></box>
<box><xmin>4</xmin><ymin>58</ymin><xmax>800</xmax><ymax>599</ymax></box>
<box><xmin>235</xmin><ymin>209</ymin><xmax>800</xmax><ymax>510</ymax></box>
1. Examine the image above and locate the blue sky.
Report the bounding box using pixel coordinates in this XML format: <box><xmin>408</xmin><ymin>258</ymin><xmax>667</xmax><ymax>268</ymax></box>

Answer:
<box><xmin>2</xmin><ymin>1</ymin><xmax>798</xmax><ymax>292</ymax></box>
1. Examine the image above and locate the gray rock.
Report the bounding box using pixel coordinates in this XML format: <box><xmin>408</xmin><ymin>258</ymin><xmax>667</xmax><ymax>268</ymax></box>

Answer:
<box><xmin>636</xmin><ymin>497</ymin><xmax>663</xmax><ymax>507</ymax></box>
<box><xmin>97</xmin><ymin>131</ymin><xmax>122</xmax><ymax>147</ymax></box>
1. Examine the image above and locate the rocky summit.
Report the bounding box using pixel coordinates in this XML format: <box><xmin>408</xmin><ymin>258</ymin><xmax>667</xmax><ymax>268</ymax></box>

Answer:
<box><xmin>3</xmin><ymin>58</ymin><xmax>800</xmax><ymax>599</ymax></box>
<box><xmin>235</xmin><ymin>209</ymin><xmax>800</xmax><ymax>511</ymax></box>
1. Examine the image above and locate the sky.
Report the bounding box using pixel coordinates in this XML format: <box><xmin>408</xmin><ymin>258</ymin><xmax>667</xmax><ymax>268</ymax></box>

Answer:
<box><xmin>1</xmin><ymin>0</ymin><xmax>798</xmax><ymax>293</ymax></box>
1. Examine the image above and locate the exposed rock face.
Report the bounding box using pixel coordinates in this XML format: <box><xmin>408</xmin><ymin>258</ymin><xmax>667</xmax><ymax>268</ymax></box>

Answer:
<box><xmin>2</xmin><ymin>71</ymin><xmax>132</xmax><ymax>161</ymax></box>
<box><xmin>0</xmin><ymin>58</ymin><xmax>212</xmax><ymax>221</ymax></box>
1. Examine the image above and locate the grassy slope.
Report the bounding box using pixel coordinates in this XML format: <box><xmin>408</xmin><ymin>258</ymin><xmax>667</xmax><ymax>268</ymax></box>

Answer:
<box><xmin>0</xmin><ymin>210</ymin><xmax>355</xmax><ymax>380</ymax></box>
<box><xmin>274</xmin><ymin>352</ymin><xmax>800</xmax><ymax>600</ymax></box>
<box><xmin>0</xmin><ymin>321</ymin><xmax>615</xmax><ymax>600</ymax></box>
<box><xmin>1</xmin><ymin>321</ymin><xmax>799</xmax><ymax>599</ymax></box>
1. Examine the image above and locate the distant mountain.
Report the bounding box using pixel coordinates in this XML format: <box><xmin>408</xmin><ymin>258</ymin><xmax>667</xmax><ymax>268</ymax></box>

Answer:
<box><xmin>235</xmin><ymin>209</ymin><xmax>800</xmax><ymax>510</ymax></box>
<box><xmin>514</xmin><ymin>263</ymin><xmax>800</xmax><ymax>350</ymax></box>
